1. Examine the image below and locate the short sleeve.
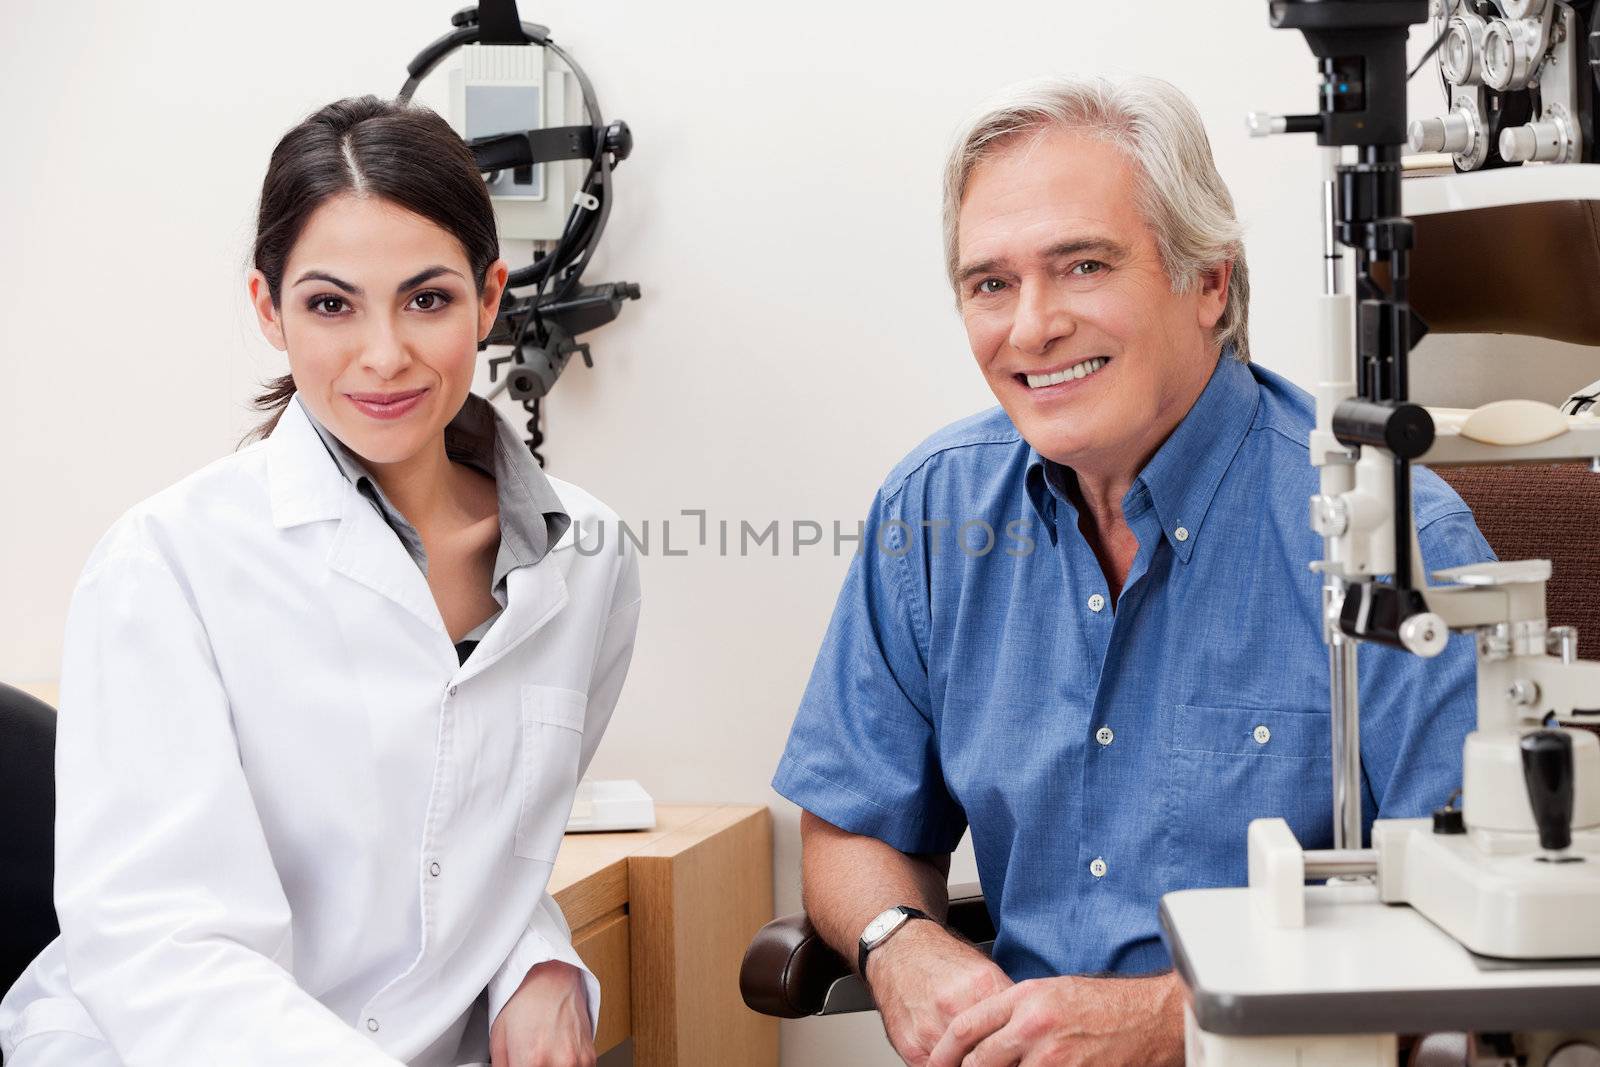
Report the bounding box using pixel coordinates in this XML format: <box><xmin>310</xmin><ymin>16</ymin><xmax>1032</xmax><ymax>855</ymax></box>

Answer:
<box><xmin>1358</xmin><ymin>505</ymin><xmax>1497</xmax><ymax>824</ymax></box>
<box><xmin>771</xmin><ymin>486</ymin><xmax>966</xmax><ymax>854</ymax></box>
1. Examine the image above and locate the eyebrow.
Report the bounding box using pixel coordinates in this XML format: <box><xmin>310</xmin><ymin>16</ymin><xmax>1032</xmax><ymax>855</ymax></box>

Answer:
<box><xmin>291</xmin><ymin>265</ymin><xmax>465</xmax><ymax>296</ymax></box>
<box><xmin>956</xmin><ymin>237</ymin><xmax>1131</xmax><ymax>285</ymax></box>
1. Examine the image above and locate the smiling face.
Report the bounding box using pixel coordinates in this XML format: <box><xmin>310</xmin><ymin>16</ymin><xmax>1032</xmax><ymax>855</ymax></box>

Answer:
<box><xmin>955</xmin><ymin>126</ymin><xmax>1229</xmax><ymax>474</ymax></box>
<box><xmin>248</xmin><ymin>193</ymin><xmax>508</xmax><ymax>468</ymax></box>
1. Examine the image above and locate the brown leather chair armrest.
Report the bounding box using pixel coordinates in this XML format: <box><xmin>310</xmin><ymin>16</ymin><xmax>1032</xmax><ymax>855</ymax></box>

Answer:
<box><xmin>740</xmin><ymin>882</ymin><xmax>996</xmax><ymax>1019</ymax></box>
<box><xmin>739</xmin><ymin>910</ymin><xmax>851</xmax><ymax>1018</ymax></box>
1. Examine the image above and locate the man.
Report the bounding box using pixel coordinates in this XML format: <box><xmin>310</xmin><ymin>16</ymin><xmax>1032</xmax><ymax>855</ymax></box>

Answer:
<box><xmin>771</xmin><ymin>75</ymin><xmax>1492</xmax><ymax>1067</ymax></box>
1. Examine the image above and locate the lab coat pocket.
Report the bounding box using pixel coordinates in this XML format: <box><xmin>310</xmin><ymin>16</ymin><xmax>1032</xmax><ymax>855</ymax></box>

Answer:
<box><xmin>515</xmin><ymin>685</ymin><xmax>588</xmax><ymax>861</ymax></box>
<box><xmin>1162</xmin><ymin>703</ymin><xmax>1332</xmax><ymax>892</ymax></box>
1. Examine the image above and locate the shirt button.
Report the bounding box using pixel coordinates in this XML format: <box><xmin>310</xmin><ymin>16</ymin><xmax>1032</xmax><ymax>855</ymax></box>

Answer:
<box><xmin>1087</xmin><ymin>593</ymin><xmax>1106</xmax><ymax>613</ymax></box>
<box><xmin>1174</xmin><ymin>526</ymin><xmax>1190</xmax><ymax>543</ymax></box>
<box><xmin>366</xmin><ymin>1018</ymin><xmax>380</xmax><ymax>1032</ymax></box>
<box><xmin>1089</xmin><ymin>857</ymin><xmax>1108</xmax><ymax>878</ymax></box>
<box><xmin>1253</xmin><ymin>724</ymin><xmax>1272</xmax><ymax>745</ymax></box>
<box><xmin>1095</xmin><ymin>726</ymin><xmax>1115</xmax><ymax>746</ymax></box>
<box><xmin>429</xmin><ymin>861</ymin><xmax>442</xmax><ymax>877</ymax></box>
<box><xmin>448</xmin><ymin>685</ymin><xmax>458</xmax><ymax>697</ymax></box>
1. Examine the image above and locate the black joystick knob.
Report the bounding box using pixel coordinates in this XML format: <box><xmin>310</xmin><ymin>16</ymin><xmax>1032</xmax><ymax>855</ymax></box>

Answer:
<box><xmin>1520</xmin><ymin>729</ymin><xmax>1576</xmax><ymax>857</ymax></box>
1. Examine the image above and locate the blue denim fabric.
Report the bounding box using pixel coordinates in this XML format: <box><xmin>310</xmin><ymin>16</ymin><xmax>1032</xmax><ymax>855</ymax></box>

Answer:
<box><xmin>772</xmin><ymin>353</ymin><xmax>1494</xmax><ymax>979</ymax></box>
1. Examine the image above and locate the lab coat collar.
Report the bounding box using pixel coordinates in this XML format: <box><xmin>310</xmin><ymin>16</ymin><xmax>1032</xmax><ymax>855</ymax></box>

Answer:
<box><xmin>324</xmin><ymin>491</ymin><xmax>571</xmax><ymax>663</ymax></box>
<box><xmin>299</xmin><ymin>392</ymin><xmax>572</xmax><ymax>582</ymax></box>
<box><xmin>267</xmin><ymin>391</ymin><xmax>464</xmax><ymax>636</ymax></box>
<box><xmin>267</xmin><ymin>394</ymin><xmax>348</xmax><ymax>529</ymax></box>
<box><xmin>266</xmin><ymin>392</ymin><xmax>571</xmax><ymax>659</ymax></box>
<box><xmin>455</xmin><ymin>560</ymin><xmax>570</xmax><ymax>683</ymax></box>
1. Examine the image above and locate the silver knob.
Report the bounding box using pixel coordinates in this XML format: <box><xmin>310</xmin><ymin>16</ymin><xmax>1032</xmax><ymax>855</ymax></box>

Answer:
<box><xmin>1399</xmin><ymin>613</ymin><xmax>1449</xmax><ymax>658</ymax></box>
<box><xmin>1408</xmin><ymin>111</ymin><xmax>1474</xmax><ymax>154</ymax></box>
<box><xmin>1507</xmin><ymin>678</ymin><xmax>1542</xmax><ymax>707</ymax></box>
<box><xmin>1500</xmin><ymin>118</ymin><xmax>1571</xmax><ymax>163</ymax></box>
<box><xmin>1501</xmin><ymin>123</ymin><xmax>1539</xmax><ymax>161</ymax></box>
<box><xmin>1310</xmin><ymin>495</ymin><xmax>1349</xmax><ymax>538</ymax></box>
<box><xmin>1547</xmin><ymin>626</ymin><xmax>1579</xmax><ymax>664</ymax></box>
<box><xmin>1246</xmin><ymin>112</ymin><xmax>1285</xmax><ymax>138</ymax></box>
<box><xmin>1410</xmin><ymin>118</ymin><xmax>1447</xmax><ymax>152</ymax></box>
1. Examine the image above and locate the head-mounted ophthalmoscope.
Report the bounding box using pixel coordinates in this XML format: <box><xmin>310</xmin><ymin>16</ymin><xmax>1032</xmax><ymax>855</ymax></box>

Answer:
<box><xmin>399</xmin><ymin>0</ymin><xmax>641</xmax><ymax>463</ymax></box>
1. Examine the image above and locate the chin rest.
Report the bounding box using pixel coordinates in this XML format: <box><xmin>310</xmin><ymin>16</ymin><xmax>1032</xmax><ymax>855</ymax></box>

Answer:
<box><xmin>739</xmin><ymin>882</ymin><xmax>995</xmax><ymax>1018</ymax></box>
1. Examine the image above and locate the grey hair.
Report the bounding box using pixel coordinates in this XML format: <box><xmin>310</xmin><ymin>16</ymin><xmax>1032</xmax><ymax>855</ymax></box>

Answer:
<box><xmin>942</xmin><ymin>74</ymin><xmax>1251</xmax><ymax>362</ymax></box>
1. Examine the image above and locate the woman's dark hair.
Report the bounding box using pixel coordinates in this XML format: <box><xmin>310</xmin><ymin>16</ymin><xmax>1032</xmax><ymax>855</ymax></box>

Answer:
<box><xmin>244</xmin><ymin>95</ymin><xmax>499</xmax><ymax>444</ymax></box>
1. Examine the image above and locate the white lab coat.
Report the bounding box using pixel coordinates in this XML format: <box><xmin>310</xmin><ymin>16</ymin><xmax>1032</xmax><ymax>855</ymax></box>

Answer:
<box><xmin>0</xmin><ymin>394</ymin><xmax>641</xmax><ymax>1066</ymax></box>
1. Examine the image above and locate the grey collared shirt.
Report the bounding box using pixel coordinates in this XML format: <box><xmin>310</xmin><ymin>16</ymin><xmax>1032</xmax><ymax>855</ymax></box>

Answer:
<box><xmin>303</xmin><ymin>392</ymin><xmax>571</xmax><ymax>612</ymax></box>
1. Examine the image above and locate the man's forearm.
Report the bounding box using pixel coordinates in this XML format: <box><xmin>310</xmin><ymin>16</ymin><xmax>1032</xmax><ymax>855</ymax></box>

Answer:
<box><xmin>799</xmin><ymin>810</ymin><xmax>953</xmax><ymax>967</ymax></box>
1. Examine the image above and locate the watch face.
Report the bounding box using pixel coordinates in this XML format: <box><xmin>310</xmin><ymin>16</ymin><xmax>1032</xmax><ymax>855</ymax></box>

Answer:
<box><xmin>863</xmin><ymin>909</ymin><xmax>900</xmax><ymax>944</ymax></box>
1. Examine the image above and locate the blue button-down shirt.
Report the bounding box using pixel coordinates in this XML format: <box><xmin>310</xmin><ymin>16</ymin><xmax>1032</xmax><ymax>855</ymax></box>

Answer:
<box><xmin>772</xmin><ymin>353</ymin><xmax>1494</xmax><ymax>979</ymax></box>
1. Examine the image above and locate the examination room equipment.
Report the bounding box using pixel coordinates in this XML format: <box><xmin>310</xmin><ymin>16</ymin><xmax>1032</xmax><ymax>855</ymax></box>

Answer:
<box><xmin>1162</xmin><ymin>1</ymin><xmax>1600</xmax><ymax>1063</ymax></box>
<box><xmin>400</xmin><ymin>0</ymin><xmax>642</xmax><ymax>462</ymax></box>
<box><xmin>741</xmin><ymin>3</ymin><xmax>1600</xmax><ymax>1063</ymax></box>
<box><xmin>1407</xmin><ymin>0</ymin><xmax>1598</xmax><ymax>170</ymax></box>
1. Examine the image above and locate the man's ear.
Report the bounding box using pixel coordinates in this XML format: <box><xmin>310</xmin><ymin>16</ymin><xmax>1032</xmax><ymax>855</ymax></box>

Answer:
<box><xmin>248</xmin><ymin>269</ymin><xmax>287</xmax><ymax>352</ymax></box>
<box><xmin>1196</xmin><ymin>261</ymin><xmax>1232</xmax><ymax>332</ymax></box>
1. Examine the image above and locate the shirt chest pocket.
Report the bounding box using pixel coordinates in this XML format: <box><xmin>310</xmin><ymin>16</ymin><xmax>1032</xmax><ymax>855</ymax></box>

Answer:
<box><xmin>514</xmin><ymin>685</ymin><xmax>588</xmax><ymax>862</ymax></box>
<box><xmin>1162</xmin><ymin>703</ymin><xmax>1333</xmax><ymax>891</ymax></box>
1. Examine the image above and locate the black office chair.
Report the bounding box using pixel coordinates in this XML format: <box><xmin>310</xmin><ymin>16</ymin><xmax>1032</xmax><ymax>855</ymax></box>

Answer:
<box><xmin>0</xmin><ymin>683</ymin><xmax>59</xmax><ymax>1001</ymax></box>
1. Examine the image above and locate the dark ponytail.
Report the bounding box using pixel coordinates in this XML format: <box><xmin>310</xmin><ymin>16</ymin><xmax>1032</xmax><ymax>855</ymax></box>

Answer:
<box><xmin>244</xmin><ymin>95</ymin><xmax>499</xmax><ymax>444</ymax></box>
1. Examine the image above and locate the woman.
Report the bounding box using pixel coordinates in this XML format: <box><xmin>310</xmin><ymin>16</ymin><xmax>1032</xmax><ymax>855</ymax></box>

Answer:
<box><xmin>0</xmin><ymin>96</ymin><xmax>640</xmax><ymax>1067</ymax></box>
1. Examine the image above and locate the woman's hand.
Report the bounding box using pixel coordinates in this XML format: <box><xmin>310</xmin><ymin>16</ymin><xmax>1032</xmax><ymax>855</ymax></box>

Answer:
<box><xmin>489</xmin><ymin>959</ymin><xmax>596</xmax><ymax>1067</ymax></box>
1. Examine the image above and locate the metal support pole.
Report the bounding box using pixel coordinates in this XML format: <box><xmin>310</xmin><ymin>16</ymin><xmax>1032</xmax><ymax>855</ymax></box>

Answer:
<box><xmin>1329</xmin><ymin>631</ymin><xmax>1364</xmax><ymax>849</ymax></box>
<box><xmin>1321</xmin><ymin>152</ymin><xmax>1343</xmax><ymax>297</ymax></box>
<box><xmin>1305</xmin><ymin>848</ymin><xmax>1378</xmax><ymax>880</ymax></box>
<box><xmin>1320</xmin><ymin>145</ymin><xmax>1365</xmax><ymax>851</ymax></box>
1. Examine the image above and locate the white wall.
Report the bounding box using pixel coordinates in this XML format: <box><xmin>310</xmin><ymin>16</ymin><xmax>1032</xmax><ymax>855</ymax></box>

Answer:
<box><xmin>1412</xmin><ymin>334</ymin><xmax>1600</xmax><ymax>408</ymax></box>
<box><xmin>6</xmin><ymin>4</ymin><xmax>1585</xmax><ymax>1065</ymax></box>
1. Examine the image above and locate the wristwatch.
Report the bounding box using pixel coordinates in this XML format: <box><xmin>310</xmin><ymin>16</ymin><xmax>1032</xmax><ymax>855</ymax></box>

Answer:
<box><xmin>857</xmin><ymin>905</ymin><xmax>934</xmax><ymax>980</ymax></box>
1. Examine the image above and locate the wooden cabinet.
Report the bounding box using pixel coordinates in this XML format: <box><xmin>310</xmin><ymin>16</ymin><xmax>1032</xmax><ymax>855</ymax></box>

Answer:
<box><xmin>553</xmin><ymin>804</ymin><xmax>779</xmax><ymax>1067</ymax></box>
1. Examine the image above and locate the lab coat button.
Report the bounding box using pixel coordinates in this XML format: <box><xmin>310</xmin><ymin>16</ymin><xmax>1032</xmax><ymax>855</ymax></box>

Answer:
<box><xmin>366</xmin><ymin>1018</ymin><xmax>379</xmax><ymax>1032</ymax></box>
<box><xmin>448</xmin><ymin>685</ymin><xmax>458</xmax><ymax>697</ymax></box>
<box><xmin>1095</xmin><ymin>726</ymin><xmax>1114</xmax><ymax>746</ymax></box>
<box><xmin>1087</xmin><ymin>593</ymin><xmax>1106</xmax><ymax>613</ymax></box>
<box><xmin>429</xmin><ymin>861</ymin><xmax>442</xmax><ymax>877</ymax></box>
<box><xmin>1253</xmin><ymin>724</ymin><xmax>1271</xmax><ymax>745</ymax></box>
<box><xmin>1089</xmin><ymin>857</ymin><xmax>1108</xmax><ymax>878</ymax></box>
